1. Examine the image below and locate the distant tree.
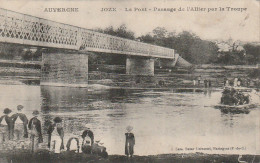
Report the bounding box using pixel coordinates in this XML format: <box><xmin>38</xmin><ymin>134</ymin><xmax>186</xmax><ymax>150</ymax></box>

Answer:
<box><xmin>152</xmin><ymin>27</ymin><xmax>168</xmax><ymax>39</ymax></box>
<box><xmin>0</xmin><ymin>43</ymin><xmax>23</xmax><ymax>59</ymax></box>
<box><xmin>139</xmin><ymin>29</ymin><xmax>219</xmax><ymax>64</ymax></box>
<box><xmin>116</xmin><ymin>24</ymin><xmax>135</xmax><ymax>40</ymax></box>
<box><xmin>95</xmin><ymin>24</ymin><xmax>135</xmax><ymax>40</ymax></box>
<box><xmin>138</xmin><ymin>34</ymin><xmax>155</xmax><ymax>44</ymax></box>
<box><xmin>243</xmin><ymin>43</ymin><xmax>260</xmax><ymax>64</ymax></box>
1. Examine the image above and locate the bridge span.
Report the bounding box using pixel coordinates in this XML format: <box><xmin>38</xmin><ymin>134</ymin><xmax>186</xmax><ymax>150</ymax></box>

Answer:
<box><xmin>0</xmin><ymin>8</ymin><xmax>191</xmax><ymax>87</ymax></box>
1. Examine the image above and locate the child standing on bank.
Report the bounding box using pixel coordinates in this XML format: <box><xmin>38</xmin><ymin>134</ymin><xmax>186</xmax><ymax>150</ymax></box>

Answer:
<box><xmin>125</xmin><ymin>126</ymin><xmax>135</xmax><ymax>158</ymax></box>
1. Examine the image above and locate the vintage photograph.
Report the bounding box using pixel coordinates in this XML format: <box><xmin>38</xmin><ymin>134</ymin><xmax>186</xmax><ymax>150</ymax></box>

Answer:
<box><xmin>0</xmin><ymin>0</ymin><xmax>259</xmax><ymax>162</ymax></box>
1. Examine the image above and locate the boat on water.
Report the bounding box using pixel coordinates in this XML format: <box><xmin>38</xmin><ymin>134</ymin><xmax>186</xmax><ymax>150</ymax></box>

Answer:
<box><xmin>215</xmin><ymin>103</ymin><xmax>256</xmax><ymax>109</ymax></box>
<box><xmin>214</xmin><ymin>86</ymin><xmax>259</xmax><ymax>113</ymax></box>
<box><xmin>215</xmin><ymin>103</ymin><xmax>256</xmax><ymax>114</ymax></box>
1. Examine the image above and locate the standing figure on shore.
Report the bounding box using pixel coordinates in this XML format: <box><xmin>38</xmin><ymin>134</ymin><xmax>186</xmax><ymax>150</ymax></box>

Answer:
<box><xmin>193</xmin><ymin>79</ymin><xmax>196</xmax><ymax>86</ymax></box>
<box><xmin>28</xmin><ymin>110</ymin><xmax>43</xmax><ymax>152</ymax></box>
<box><xmin>125</xmin><ymin>126</ymin><xmax>135</xmax><ymax>158</ymax></box>
<box><xmin>48</xmin><ymin>117</ymin><xmax>64</xmax><ymax>153</ymax></box>
<box><xmin>11</xmin><ymin>105</ymin><xmax>28</xmax><ymax>140</ymax></box>
<box><xmin>204</xmin><ymin>79</ymin><xmax>208</xmax><ymax>88</ymax></box>
<box><xmin>208</xmin><ymin>80</ymin><xmax>212</xmax><ymax>88</ymax></box>
<box><xmin>0</xmin><ymin>108</ymin><xmax>13</xmax><ymax>142</ymax></box>
<box><xmin>197</xmin><ymin>76</ymin><xmax>201</xmax><ymax>86</ymax></box>
<box><xmin>81</xmin><ymin>124</ymin><xmax>94</xmax><ymax>146</ymax></box>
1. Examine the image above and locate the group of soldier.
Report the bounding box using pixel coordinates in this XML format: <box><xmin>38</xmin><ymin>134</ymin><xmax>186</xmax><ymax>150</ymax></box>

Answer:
<box><xmin>0</xmin><ymin>105</ymin><xmax>135</xmax><ymax>158</ymax></box>
<box><xmin>0</xmin><ymin>105</ymin><xmax>97</xmax><ymax>154</ymax></box>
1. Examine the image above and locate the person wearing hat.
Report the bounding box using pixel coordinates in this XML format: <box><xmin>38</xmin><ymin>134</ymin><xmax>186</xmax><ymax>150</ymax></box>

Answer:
<box><xmin>81</xmin><ymin>124</ymin><xmax>94</xmax><ymax>146</ymax></box>
<box><xmin>47</xmin><ymin>117</ymin><xmax>64</xmax><ymax>153</ymax></box>
<box><xmin>0</xmin><ymin>108</ymin><xmax>13</xmax><ymax>142</ymax></box>
<box><xmin>11</xmin><ymin>105</ymin><xmax>28</xmax><ymax>140</ymax></box>
<box><xmin>125</xmin><ymin>126</ymin><xmax>135</xmax><ymax>158</ymax></box>
<box><xmin>28</xmin><ymin>110</ymin><xmax>43</xmax><ymax>152</ymax></box>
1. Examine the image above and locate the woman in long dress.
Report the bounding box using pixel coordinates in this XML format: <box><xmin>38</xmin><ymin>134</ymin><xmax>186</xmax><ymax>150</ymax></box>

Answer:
<box><xmin>125</xmin><ymin>126</ymin><xmax>135</xmax><ymax>158</ymax></box>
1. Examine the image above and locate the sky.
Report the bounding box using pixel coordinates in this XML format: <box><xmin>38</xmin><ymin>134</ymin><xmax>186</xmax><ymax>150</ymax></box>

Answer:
<box><xmin>0</xmin><ymin>0</ymin><xmax>259</xmax><ymax>42</ymax></box>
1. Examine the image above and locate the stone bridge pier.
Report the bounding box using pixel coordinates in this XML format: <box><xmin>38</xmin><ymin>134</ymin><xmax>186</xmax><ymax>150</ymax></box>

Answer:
<box><xmin>41</xmin><ymin>50</ymin><xmax>89</xmax><ymax>87</ymax></box>
<box><xmin>126</xmin><ymin>56</ymin><xmax>155</xmax><ymax>76</ymax></box>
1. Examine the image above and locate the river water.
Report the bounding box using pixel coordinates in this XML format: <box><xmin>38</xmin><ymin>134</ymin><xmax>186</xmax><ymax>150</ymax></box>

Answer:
<box><xmin>0</xmin><ymin>84</ymin><xmax>259</xmax><ymax>155</ymax></box>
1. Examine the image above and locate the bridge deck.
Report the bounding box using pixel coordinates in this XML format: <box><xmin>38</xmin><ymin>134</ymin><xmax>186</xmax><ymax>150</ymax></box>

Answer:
<box><xmin>0</xmin><ymin>8</ymin><xmax>175</xmax><ymax>59</ymax></box>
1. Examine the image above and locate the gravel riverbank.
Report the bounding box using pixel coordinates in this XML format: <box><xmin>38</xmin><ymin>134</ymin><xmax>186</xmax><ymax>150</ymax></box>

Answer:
<box><xmin>0</xmin><ymin>149</ymin><xmax>259</xmax><ymax>163</ymax></box>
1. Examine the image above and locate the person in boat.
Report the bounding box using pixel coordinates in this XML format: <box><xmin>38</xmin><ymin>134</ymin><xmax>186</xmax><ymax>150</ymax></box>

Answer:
<box><xmin>28</xmin><ymin>110</ymin><xmax>43</xmax><ymax>151</ymax></box>
<box><xmin>225</xmin><ymin>79</ymin><xmax>230</xmax><ymax>87</ymax></box>
<box><xmin>11</xmin><ymin>105</ymin><xmax>28</xmax><ymax>140</ymax></box>
<box><xmin>223</xmin><ymin>78</ymin><xmax>227</xmax><ymax>87</ymax></box>
<box><xmin>237</xmin><ymin>78</ymin><xmax>242</xmax><ymax>87</ymax></box>
<box><xmin>81</xmin><ymin>125</ymin><xmax>94</xmax><ymax>146</ymax></box>
<box><xmin>125</xmin><ymin>126</ymin><xmax>135</xmax><ymax>158</ymax></box>
<box><xmin>0</xmin><ymin>108</ymin><xmax>13</xmax><ymax>142</ymax></box>
<box><xmin>234</xmin><ymin>78</ymin><xmax>238</xmax><ymax>87</ymax></box>
<box><xmin>48</xmin><ymin>117</ymin><xmax>64</xmax><ymax>153</ymax></box>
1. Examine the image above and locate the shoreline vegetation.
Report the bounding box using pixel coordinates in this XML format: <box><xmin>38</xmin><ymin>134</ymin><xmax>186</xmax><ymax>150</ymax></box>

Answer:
<box><xmin>0</xmin><ymin>149</ymin><xmax>259</xmax><ymax>163</ymax></box>
<box><xmin>0</xmin><ymin>59</ymin><xmax>259</xmax><ymax>89</ymax></box>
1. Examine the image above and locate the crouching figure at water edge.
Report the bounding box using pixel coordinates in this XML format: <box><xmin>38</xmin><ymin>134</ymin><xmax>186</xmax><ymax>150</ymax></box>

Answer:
<box><xmin>81</xmin><ymin>124</ymin><xmax>94</xmax><ymax>146</ymax></box>
<box><xmin>48</xmin><ymin>117</ymin><xmax>64</xmax><ymax>153</ymax></box>
<box><xmin>0</xmin><ymin>108</ymin><xmax>13</xmax><ymax>142</ymax></box>
<box><xmin>91</xmin><ymin>139</ymin><xmax>108</xmax><ymax>158</ymax></box>
<box><xmin>28</xmin><ymin>110</ymin><xmax>43</xmax><ymax>152</ymax></box>
<box><xmin>81</xmin><ymin>125</ymin><xmax>94</xmax><ymax>154</ymax></box>
<box><xmin>125</xmin><ymin>126</ymin><xmax>135</xmax><ymax>158</ymax></box>
<box><xmin>11</xmin><ymin>105</ymin><xmax>28</xmax><ymax>140</ymax></box>
<box><xmin>66</xmin><ymin>137</ymin><xmax>80</xmax><ymax>153</ymax></box>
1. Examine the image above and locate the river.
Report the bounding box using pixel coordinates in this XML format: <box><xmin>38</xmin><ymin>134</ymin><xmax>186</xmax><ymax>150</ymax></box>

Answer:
<box><xmin>0</xmin><ymin>84</ymin><xmax>259</xmax><ymax>155</ymax></box>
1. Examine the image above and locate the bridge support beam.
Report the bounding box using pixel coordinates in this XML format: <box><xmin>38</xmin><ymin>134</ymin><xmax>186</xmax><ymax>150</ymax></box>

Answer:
<box><xmin>41</xmin><ymin>51</ymin><xmax>88</xmax><ymax>87</ymax></box>
<box><xmin>126</xmin><ymin>56</ymin><xmax>154</xmax><ymax>76</ymax></box>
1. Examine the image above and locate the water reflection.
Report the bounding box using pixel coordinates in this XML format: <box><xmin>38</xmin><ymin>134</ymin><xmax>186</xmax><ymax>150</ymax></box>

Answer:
<box><xmin>0</xmin><ymin>84</ymin><xmax>259</xmax><ymax>155</ymax></box>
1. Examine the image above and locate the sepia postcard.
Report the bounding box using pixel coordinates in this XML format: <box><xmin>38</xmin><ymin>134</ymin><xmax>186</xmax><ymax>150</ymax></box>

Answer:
<box><xmin>0</xmin><ymin>0</ymin><xmax>259</xmax><ymax>162</ymax></box>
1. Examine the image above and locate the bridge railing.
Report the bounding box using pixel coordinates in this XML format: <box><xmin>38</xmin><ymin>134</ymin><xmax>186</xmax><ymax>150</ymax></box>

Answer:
<box><xmin>0</xmin><ymin>8</ymin><xmax>175</xmax><ymax>59</ymax></box>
